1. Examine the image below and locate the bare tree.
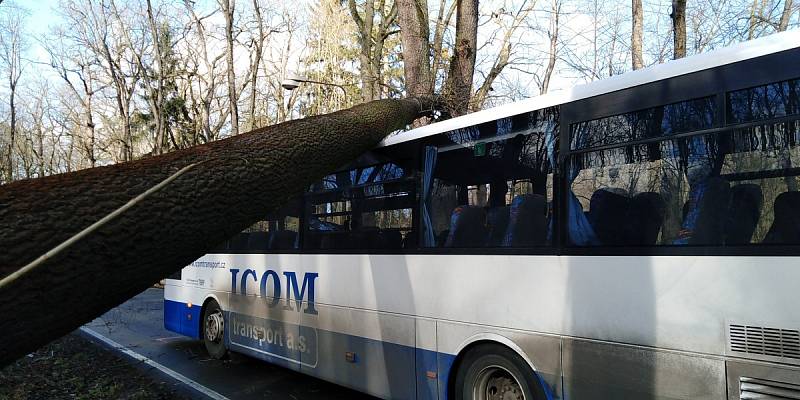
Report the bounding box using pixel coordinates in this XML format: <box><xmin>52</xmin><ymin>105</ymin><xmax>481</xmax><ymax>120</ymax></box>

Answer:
<box><xmin>219</xmin><ymin>0</ymin><xmax>240</xmax><ymax>135</ymax></box>
<box><xmin>245</xmin><ymin>0</ymin><xmax>270</xmax><ymax>131</ymax></box>
<box><xmin>778</xmin><ymin>0</ymin><xmax>794</xmax><ymax>31</ymax></box>
<box><xmin>632</xmin><ymin>0</ymin><xmax>644</xmax><ymax>70</ymax></box>
<box><xmin>444</xmin><ymin>0</ymin><xmax>478</xmax><ymax>116</ymax></box>
<box><xmin>183</xmin><ymin>0</ymin><xmax>228</xmax><ymax>143</ymax></box>
<box><xmin>0</xmin><ymin>2</ymin><xmax>26</xmax><ymax>182</ymax></box>
<box><xmin>540</xmin><ymin>0</ymin><xmax>560</xmax><ymax>94</ymax></box>
<box><xmin>672</xmin><ymin>0</ymin><xmax>688</xmax><ymax>58</ymax></box>
<box><xmin>347</xmin><ymin>0</ymin><xmax>398</xmax><ymax>102</ymax></box>
<box><xmin>44</xmin><ymin>15</ymin><xmax>103</xmax><ymax>168</ymax></box>
<box><xmin>397</xmin><ymin>0</ymin><xmax>433</xmax><ymax>98</ymax></box>
<box><xmin>473</xmin><ymin>0</ymin><xmax>538</xmax><ymax>108</ymax></box>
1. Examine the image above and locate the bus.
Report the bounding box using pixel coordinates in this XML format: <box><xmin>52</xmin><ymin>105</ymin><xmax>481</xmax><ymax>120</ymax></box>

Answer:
<box><xmin>164</xmin><ymin>30</ymin><xmax>800</xmax><ymax>400</ymax></box>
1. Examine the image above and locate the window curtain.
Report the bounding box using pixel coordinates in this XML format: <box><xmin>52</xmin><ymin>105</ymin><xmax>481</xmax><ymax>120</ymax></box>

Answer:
<box><xmin>421</xmin><ymin>146</ymin><xmax>438</xmax><ymax>247</ymax></box>
<box><xmin>566</xmin><ymin>123</ymin><xmax>600</xmax><ymax>246</ymax></box>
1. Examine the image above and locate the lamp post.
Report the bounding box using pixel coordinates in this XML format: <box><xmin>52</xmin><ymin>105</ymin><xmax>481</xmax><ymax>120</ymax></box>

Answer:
<box><xmin>281</xmin><ymin>73</ymin><xmax>348</xmax><ymax>96</ymax></box>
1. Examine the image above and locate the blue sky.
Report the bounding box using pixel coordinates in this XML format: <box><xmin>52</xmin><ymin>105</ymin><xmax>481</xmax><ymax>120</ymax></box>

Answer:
<box><xmin>24</xmin><ymin>0</ymin><xmax>61</xmax><ymax>36</ymax></box>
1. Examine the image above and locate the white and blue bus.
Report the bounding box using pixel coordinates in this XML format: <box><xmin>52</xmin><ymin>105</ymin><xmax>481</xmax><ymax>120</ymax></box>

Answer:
<box><xmin>165</xmin><ymin>30</ymin><xmax>800</xmax><ymax>400</ymax></box>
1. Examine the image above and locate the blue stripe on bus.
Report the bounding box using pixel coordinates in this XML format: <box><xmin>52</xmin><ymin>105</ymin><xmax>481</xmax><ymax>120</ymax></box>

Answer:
<box><xmin>163</xmin><ymin>300</ymin><xmax>553</xmax><ymax>399</ymax></box>
<box><xmin>416</xmin><ymin>348</ymin><xmax>440</xmax><ymax>400</ymax></box>
<box><xmin>164</xmin><ymin>299</ymin><xmax>201</xmax><ymax>339</ymax></box>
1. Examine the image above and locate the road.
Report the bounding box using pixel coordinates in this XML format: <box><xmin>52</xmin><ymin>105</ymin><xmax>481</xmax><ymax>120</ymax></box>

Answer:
<box><xmin>80</xmin><ymin>288</ymin><xmax>375</xmax><ymax>400</ymax></box>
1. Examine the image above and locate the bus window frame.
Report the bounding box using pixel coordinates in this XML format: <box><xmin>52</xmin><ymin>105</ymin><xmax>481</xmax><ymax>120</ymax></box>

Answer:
<box><xmin>558</xmin><ymin>48</ymin><xmax>800</xmax><ymax>257</ymax></box>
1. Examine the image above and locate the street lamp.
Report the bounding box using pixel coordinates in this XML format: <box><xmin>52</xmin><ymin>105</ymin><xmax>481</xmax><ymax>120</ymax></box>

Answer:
<box><xmin>281</xmin><ymin>72</ymin><xmax>348</xmax><ymax>96</ymax></box>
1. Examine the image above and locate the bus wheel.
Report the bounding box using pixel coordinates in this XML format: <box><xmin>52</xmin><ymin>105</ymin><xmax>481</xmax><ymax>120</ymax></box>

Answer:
<box><xmin>202</xmin><ymin>299</ymin><xmax>227</xmax><ymax>359</ymax></box>
<box><xmin>454</xmin><ymin>344</ymin><xmax>546</xmax><ymax>400</ymax></box>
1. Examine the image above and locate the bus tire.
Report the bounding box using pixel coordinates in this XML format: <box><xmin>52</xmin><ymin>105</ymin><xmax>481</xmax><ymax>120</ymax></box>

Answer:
<box><xmin>454</xmin><ymin>343</ymin><xmax>546</xmax><ymax>400</ymax></box>
<box><xmin>201</xmin><ymin>299</ymin><xmax>228</xmax><ymax>360</ymax></box>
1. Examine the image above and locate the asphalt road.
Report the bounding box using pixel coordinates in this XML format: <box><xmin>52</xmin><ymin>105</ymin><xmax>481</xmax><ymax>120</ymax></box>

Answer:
<box><xmin>80</xmin><ymin>288</ymin><xmax>376</xmax><ymax>400</ymax></box>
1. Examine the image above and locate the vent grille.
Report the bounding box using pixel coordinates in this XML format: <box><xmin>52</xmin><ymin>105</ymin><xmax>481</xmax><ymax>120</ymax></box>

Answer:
<box><xmin>740</xmin><ymin>377</ymin><xmax>800</xmax><ymax>399</ymax></box>
<box><xmin>730</xmin><ymin>324</ymin><xmax>800</xmax><ymax>360</ymax></box>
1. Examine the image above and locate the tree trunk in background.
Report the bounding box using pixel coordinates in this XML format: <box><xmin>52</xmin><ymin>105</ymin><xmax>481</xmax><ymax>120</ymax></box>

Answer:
<box><xmin>672</xmin><ymin>0</ymin><xmax>687</xmax><ymax>59</ymax></box>
<box><xmin>632</xmin><ymin>0</ymin><xmax>644</xmax><ymax>70</ymax></box>
<box><xmin>7</xmin><ymin>77</ymin><xmax>15</xmax><ymax>182</ymax></box>
<box><xmin>397</xmin><ymin>0</ymin><xmax>432</xmax><ymax>97</ymax></box>
<box><xmin>444</xmin><ymin>0</ymin><xmax>478</xmax><ymax>116</ymax></box>
<box><xmin>348</xmin><ymin>0</ymin><xmax>398</xmax><ymax>102</ymax></box>
<box><xmin>247</xmin><ymin>0</ymin><xmax>265</xmax><ymax>131</ymax></box>
<box><xmin>221</xmin><ymin>0</ymin><xmax>240</xmax><ymax>135</ymax></box>
<box><xmin>541</xmin><ymin>0</ymin><xmax>560</xmax><ymax>94</ymax></box>
<box><xmin>778</xmin><ymin>0</ymin><xmax>793</xmax><ymax>31</ymax></box>
<box><xmin>0</xmin><ymin>97</ymin><xmax>435</xmax><ymax>368</ymax></box>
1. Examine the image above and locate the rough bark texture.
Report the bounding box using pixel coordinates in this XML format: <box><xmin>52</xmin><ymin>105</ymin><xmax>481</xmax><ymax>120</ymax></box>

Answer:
<box><xmin>631</xmin><ymin>0</ymin><xmax>644</xmax><ymax>70</ymax></box>
<box><xmin>778</xmin><ymin>0</ymin><xmax>794</xmax><ymax>32</ymax></box>
<box><xmin>444</xmin><ymin>0</ymin><xmax>478</xmax><ymax>116</ymax></box>
<box><xmin>397</xmin><ymin>0</ymin><xmax>432</xmax><ymax>97</ymax></box>
<box><xmin>221</xmin><ymin>0</ymin><xmax>240</xmax><ymax>135</ymax></box>
<box><xmin>0</xmin><ymin>97</ymin><xmax>433</xmax><ymax>367</ymax></box>
<box><xmin>672</xmin><ymin>0</ymin><xmax>687</xmax><ymax>59</ymax></box>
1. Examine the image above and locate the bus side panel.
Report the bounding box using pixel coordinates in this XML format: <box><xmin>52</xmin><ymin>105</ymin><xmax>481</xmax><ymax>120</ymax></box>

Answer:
<box><xmin>436</xmin><ymin>321</ymin><xmax>562</xmax><ymax>400</ymax></box>
<box><xmin>561</xmin><ymin>338</ymin><xmax>725</xmax><ymax>399</ymax></box>
<box><xmin>416</xmin><ymin>318</ymin><xmax>438</xmax><ymax>400</ymax></box>
<box><xmin>163</xmin><ymin>296</ymin><xmax>201</xmax><ymax>339</ymax></box>
<box><xmin>226</xmin><ymin>290</ymin><xmax>302</xmax><ymax>372</ymax></box>
<box><xmin>301</xmin><ymin>302</ymin><xmax>416</xmax><ymax>400</ymax></box>
<box><xmin>164</xmin><ymin>279</ymin><xmax>202</xmax><ymax>339</ymax></box>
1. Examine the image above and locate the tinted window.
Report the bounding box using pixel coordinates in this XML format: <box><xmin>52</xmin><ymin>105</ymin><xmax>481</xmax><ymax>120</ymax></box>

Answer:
<box><xmin>422</xmin><ymin>109</ymin><xmax>557</xmax><ymax>248</ymax></box>
<box><xmin>567</xmin><ymin>117</ymin><xmax>800</xmax><ymax>246</ymax></box>
<box><xmin>222</xmin><ymin>200</ymin><xmax>302</xmax><ymax>252</ymax></box>
<box><xmin>311</xmin><ymin>163</ymin><xmax>407</xmax><ymax>191</ymax></box>
<box><xmin>305</xmin><ymin>163</ymin><xmax>415</xmax><ymax>250</ymax></box>
<box><xmin>727</xmin><ymin>78</ymin><xmax>800</xmax><ymax>124</ymax></box>
<box><xmin>570</xmin><ymin>97</ymin><xmax>716</xmax><ymax>150</ymax></box>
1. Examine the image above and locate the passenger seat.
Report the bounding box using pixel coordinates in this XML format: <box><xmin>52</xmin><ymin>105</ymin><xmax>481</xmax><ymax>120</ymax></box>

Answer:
<box><xmin>626</xmin><ymin>192</ymin><xmax>666</xmax><ymax>245</ymax></box>
<box><xmin>247</xmin><ymin>231</ymin><xmax>271</xmax><ymax>251</ymax></box>
<box><xmin>486</xmin><ymin>206</ymin><xmax>510</xmax><ymax>247</ymax></box>
<box><xmin>588</xmin><ymin>188</ymin><xmax>630</xmax><ymax>246</ymax></box>
<box><xmin>445</xmin><ymin>206</ymin><xmax>488</xmax><ymax>247</ymax></box>
<box><xmin>686</xmin><ymin>177</ymin><xmax>731</xmax><ymax>246</ymax></box>
<box><xmin>269</xmin><ymin>230</ymin><xmax>297</xmax><ymax>250</ymax></box>
<box><xmin>503</xmin><ymin>194</ymin><xmax>547</xmax><ymax>247</ymax></box>
<box><xmin>763</xmin><ymin>191</ymin><xmax>800</xmax><ymax>244</ymax></box>
<box><xmin>725</xmin><ymin>184</ymin><xmax>763</xmax><ymax>245</ymax></box>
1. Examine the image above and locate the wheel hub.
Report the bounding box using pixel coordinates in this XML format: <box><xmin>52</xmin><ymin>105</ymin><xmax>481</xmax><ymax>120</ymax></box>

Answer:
<box><xmin>486</xmin><ymin>375</ymin><xmax>523</xmax><ymax>400</ymax></box>
<box><xmin>474</xmin><ymin>366</ymin><xmax>525</xmax><ymax>400</ymax></box>
<box><xmin>205</xmin><ymin>310</ymin><xmax>224</xmax><ymax>343</ymax></box>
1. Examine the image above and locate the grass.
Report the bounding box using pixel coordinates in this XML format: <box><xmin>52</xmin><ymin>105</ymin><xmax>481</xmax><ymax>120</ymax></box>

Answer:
<box><xmin>0</xmin><ymin>333</ymin><xmax>190</xmax><ymax>400</ymax></box>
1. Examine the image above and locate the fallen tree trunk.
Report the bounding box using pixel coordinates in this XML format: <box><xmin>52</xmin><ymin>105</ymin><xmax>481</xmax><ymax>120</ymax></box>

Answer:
<box><xmin>0</xmin><ymin>98</ymin><xmax>433</xmax><ymax>367</ymax></box>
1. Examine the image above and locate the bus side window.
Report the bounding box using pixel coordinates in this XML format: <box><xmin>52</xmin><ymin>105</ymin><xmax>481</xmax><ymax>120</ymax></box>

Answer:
<box><xmin>305</xmin><ymin>163</ymin><xmax>416</xmax><ymax>250</ymax></box>
<box><xmin>567</xmin><ymin>78</ymin><xmax>800</xmax><ymax>247</ymax></box>
<box><xmin>421</xmin><ymin>110</ymin><xmax>557</xmax><ymax>249</ymax></box>
<box><xmin>225</xmin><ymin>199</ymin><xmax>302</xmax><ymax>253</ymax></box>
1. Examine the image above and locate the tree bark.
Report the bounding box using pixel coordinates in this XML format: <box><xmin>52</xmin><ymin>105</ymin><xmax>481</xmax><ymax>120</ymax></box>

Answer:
<box><xmin>7</xmin><ymin>76</ymin><xmax>15</xmax><ymax>182</ymax></box>
<box><xmin>444</xmin><ymin>0</ymin><xmax>478</xmax><ymax>116</ymax></box>
<box><xmin>0</xmin><ymin>97</ymin><xmax>434</xmax><ymax>367</ymax></box>
<box><xmin>144</xmin><ymin>0</ymin><xmax>167</xmax><ymax>154</ymax></box>
<box><xmin>220</xmin><ymin>0</ymin><xmax>240</xmax><ymax>135</ymax></box>
<box><xmin>348</xmin><ymin>0</ymin><xmax>397</xmax><ymax>102</ymax></box>
<box><xmin>397</xmin><ymin>0</ymin><xmax>432</xmax><ymax>97</ymax></box>
<box><xmin>672</xmin><ymin>0</ymin><xmax>687</xmax><ymax>59</ymax></box>
<box><xmin>778</xmin><ymin>0</ymin><xmax>793</xmax><ymax>32</ymax></box>
<box><xmin>541</xmin><ymin>0</ymin><xmax>560</xmax><ymax>94</ymax></box>
<box><xmin>247</xmin><ymin>0</ymin><xmax>265</xmax><ymax>131</ymax></box>
<box><xmin>631</xmin><ymin>0</ymin><xmax>644</xmax><ymax>70</ymax></box>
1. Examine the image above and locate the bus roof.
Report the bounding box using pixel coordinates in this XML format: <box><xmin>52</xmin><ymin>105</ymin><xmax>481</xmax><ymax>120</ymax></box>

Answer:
<box><xmin>379</xmin><ymin>29</ymin><xmax>800</xmax><ymax>148</ymax></box>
